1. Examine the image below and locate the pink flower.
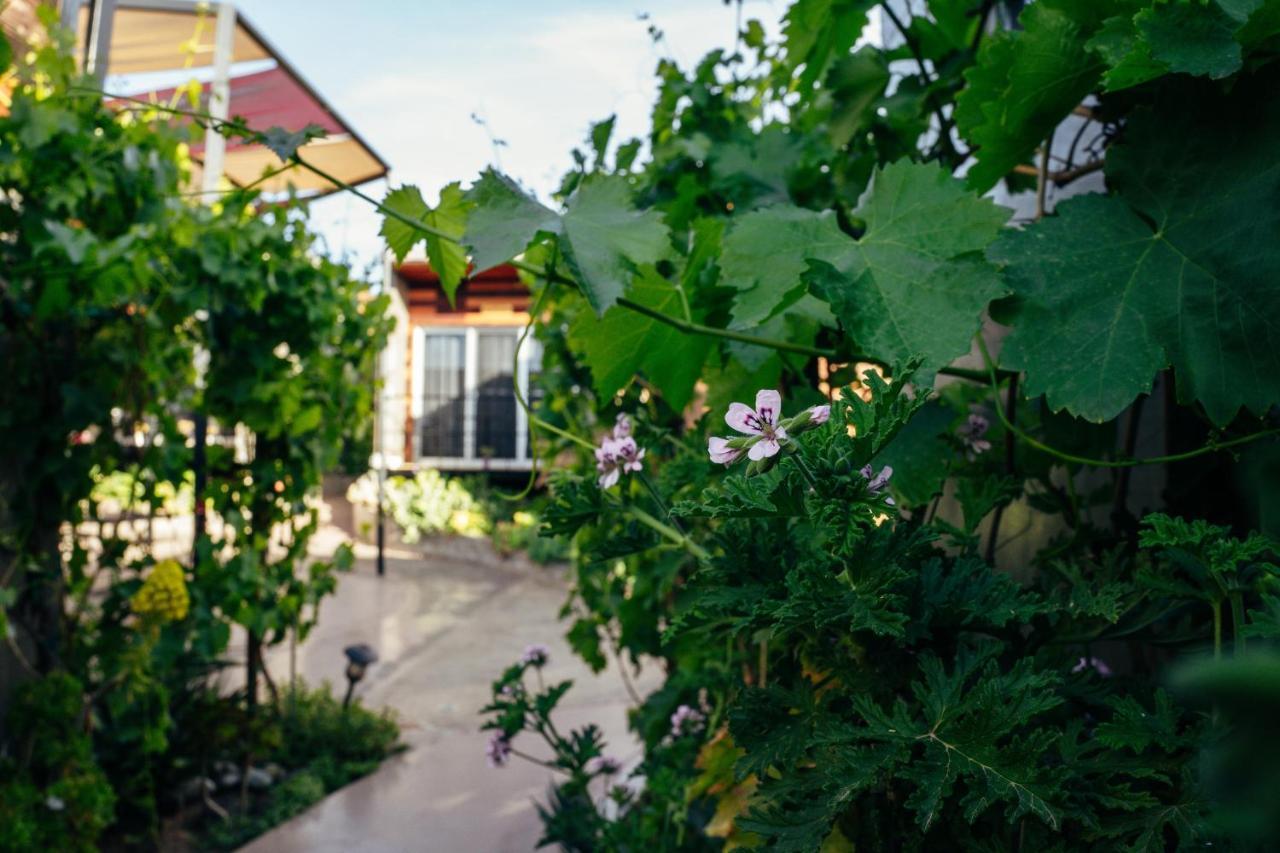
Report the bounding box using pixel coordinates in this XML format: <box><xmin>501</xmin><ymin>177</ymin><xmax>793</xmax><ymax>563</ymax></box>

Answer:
<box><xmin>670</xmin><ymin>704</ymin><xmax>706</xmax><ymax>737</ymax></box>
<box><xmin>724</xmin><ymin>389</ymin><xmax>788</xmax><ymax>461</ymax></box>
<box><xmin>860</xmin><ymin>464</ymin><xmax>895</xmax><ymax>506</ymax></box>
<box><xmin>486</xmin><ymin>731</ymin><xmax>513</xmax><ymax>768</ymax></box>
<box><xmin>707</xmin><ymin>436</ymin><xmax>745</xmax><ymax>465</ymax></box>
<box><xmin>806</xmin><ymin>404</ymin><xmax>831</xmax><ymax>426</ymax></box>
<box><xmin>612</xmin><ymin>412</ymin><xmax>632</xmax><ymax>439</ymax></box>
<box><xmin>1072</xmin><ymin>656</ymin><xmax>1113</xmax><ymax>678</ymax></box>
<box><xmin>957</xmin><ymin>412</ymin><xmax>992</xmax><ymax>459</ymax></box>
<box><xmin>595</xmin><ymin>435</ymin><xmax>645</xmax><ymax>489</ymax></box>
<box><xmin>584</xmin><ymin>755</ymin><xmax>621</xmax><ymax>776</ymax></box>
<box><xmin>521</xmin><ymin>644</ymin><xmax>550</xmax><ymax>667</ymax></box>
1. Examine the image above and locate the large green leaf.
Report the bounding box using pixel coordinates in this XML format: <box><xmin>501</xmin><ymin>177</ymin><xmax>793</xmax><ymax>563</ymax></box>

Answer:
<box><xmin>569</xmin><ymin>266</ymin><xmax>712</xmax><ymax>411</ymax></box>
<box><xmin>1135</xmin><ymin>2</ymin><xmax>1242</xmax><ymax>79</ymax></box>
<box><xmin>956</xmin><ymin>2</ymin><xmax>1104</xmax><ymax>191</ymax></box>
<box><xmin>421</xmin><ymin>182</ymin><xmax>473</xmax><ymax>301</ymax></box>
<box><xmin>462</xmin><ymin>168</ymin><xmax>559</xmax><ymax>274</ymax></box>
<box><xmin>379</xmin><ymin>185</ymin><xmax>430</xmax><ymax>263</ymax></box>
<box><xmin>720</xmin><ymin>204</ymin><xmax>851</xmax><ymax>329</ymax></box>
<box><xmin>379</xmin><ymin>183</ymin><xmax>472</xmax><ymax>304</ymax></box>
<box><xmin>807</xmin><ymin>161</ymin><xmax>1009</xmax><ymax>377</ymax></box>
<box><xmin>559</xmin><ymin>177</ymin><xmax>671</xmax><ymax>316</ymax></box>
<box><xmin>992</xmin><ymin>77</ymin><xmax>1280</xmax><ymax>424</ymax></box>
<box><xmin>781</xmin><ymin>0</ymin><xmax>874</xmax><ymax>89</ymax></box>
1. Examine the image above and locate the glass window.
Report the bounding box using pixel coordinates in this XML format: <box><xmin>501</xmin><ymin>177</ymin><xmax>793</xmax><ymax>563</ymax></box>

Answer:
<box><xmin>420</xmin><ymin>333</ymin><xmax>465</xmax><ymax>458</ymax></box>
<box><xmin>475</xmin><ymin>331</ymin><xmax>517</xmax><ymax>459</ymax></box>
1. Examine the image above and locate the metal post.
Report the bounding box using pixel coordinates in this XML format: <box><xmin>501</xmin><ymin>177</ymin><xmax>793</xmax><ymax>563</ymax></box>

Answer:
<box><xmin>201</xmin><ymin>2</ymin><xmax>235</xmax><ymax>196</ymax></box>
<box><xmin>82</xmin><ymin>0</ymin><xmax>117</xmax><ymax>83</ymax></box>
<box><xmin>373</xmin><ymin>339</ymin><xmax>386</xmax><ymax>577</ymax></box>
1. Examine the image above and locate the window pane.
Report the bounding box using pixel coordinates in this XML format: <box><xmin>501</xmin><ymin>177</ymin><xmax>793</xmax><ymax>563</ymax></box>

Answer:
<box><xmin>420</xmin><ymin>334</ymin><xmax>465</xmax><ymax>458</ymax></box>
<box><xmin>475</xmin><ymin>332</ymin><xmax>517</xmax><ymax>459</ymax></box>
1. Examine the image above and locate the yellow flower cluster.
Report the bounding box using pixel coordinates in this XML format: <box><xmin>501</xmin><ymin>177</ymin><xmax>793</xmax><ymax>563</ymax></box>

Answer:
<box><xmin>131</xmin><ymin>559</ymin><xmax>190</xmax><ymax>622</ymax></box>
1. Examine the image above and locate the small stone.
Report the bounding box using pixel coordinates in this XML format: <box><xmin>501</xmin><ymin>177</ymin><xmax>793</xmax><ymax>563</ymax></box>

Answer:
<box><xmin>177</xmin><ymin>777</ymin><xmax>216</xmax><ymax>800</ymax></box>
<box><xmin>245</xmin><ymin>767</ymin><xmax>273</xmax><ymax>790</ymax></box>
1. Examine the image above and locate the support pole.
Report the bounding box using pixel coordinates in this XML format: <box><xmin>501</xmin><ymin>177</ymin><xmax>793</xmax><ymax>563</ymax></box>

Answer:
<box><xmin>83</xmin><ymin>0</ymin><xmax>116</xmax><ymax>83</ymax></box>
<box><xmin>201</xmin><ymin>2</ymin><xmax>235</xmax><ymax>196</ymax></box>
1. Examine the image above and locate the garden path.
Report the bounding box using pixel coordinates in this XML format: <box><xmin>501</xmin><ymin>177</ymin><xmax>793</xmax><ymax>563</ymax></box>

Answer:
<box><xmin>239</xmin><ymin>528</ymin><xmax>658</xmax><ymax>853</ymax></box>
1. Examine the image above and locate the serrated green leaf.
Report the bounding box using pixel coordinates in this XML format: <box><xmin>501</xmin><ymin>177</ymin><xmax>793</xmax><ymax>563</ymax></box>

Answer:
<box><xmin>463</xmin><ymin>168</ymin><xmax>560</xmax><ymax>274</ymax></box>
<box><xmin>421</xmin><ymin>182</ymin><xmax>473</xmax><ymax>301</ymax></box>
<box><xmin>1136</xmin><ymin>2</ymin><xmax>1242</xmax><ymax>80</ymax></box>
<box><xmin>569</xmin><ymin>265</ymin><xmax>712</xmax><ymax>410</ymax></box>
<box><xmin>992</xmin><ymin>78</ymin><xmax>1280</xmax><ymax>424</ymax></box>
<box><xmin>720</xmin><ymin>204</ymin><xmax>851</xmax><ymax>329</ymax></box>
<box><xmin>560</xmin><ymin>177</ymin><xmax>670</xmax><ymax>315</ymax></box>
<box><xmin>781</xmin><ymin>0</ymin><xmax>875</xmax><ymax>89</ymax></box>
<box><xmin>956</xmin><ymin>2</ymin><xmax>1103</xmax><ymax>191</ymax></box>
<box><xmin>1088</xmin><ymin>16</ymin><xmax>1169</xmax><ymax>92</ymax></box>
<box><xmin>825</xmin><ymin>48</ymin><xmax>890</xmax><ymax>148</ymax></box>
<box><xmin>379</xmin><ymin>185</ymin><xmax>430</xmax><ymax>263</ymax></box>
<box><xmin>807</xmin><ymin>160</ymin><xmax>1009</xmax><ymax>378</ymax></box>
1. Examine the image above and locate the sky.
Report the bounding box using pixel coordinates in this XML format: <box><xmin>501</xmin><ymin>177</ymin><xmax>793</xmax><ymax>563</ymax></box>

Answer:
<box><xmin>172</xmin><ymin>1</ymin><xmax>786</xmax><ymax>271</ymax></box>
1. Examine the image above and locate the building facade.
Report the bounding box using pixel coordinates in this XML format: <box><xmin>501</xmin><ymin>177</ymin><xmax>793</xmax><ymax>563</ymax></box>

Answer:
<box><xmin>377</xmin><ymin>261</ymin><xmax>540</xmax><ymax>473</ymax></box>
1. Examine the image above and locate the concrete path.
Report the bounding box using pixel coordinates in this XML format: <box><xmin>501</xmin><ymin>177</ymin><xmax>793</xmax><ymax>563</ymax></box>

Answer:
<box><xmin>240</xmin><ymin>532</ymin><xmax>656</xmax><ymax>853</ymax></box>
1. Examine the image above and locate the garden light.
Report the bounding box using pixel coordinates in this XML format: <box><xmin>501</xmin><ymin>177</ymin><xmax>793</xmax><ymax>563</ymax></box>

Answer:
<box><xmin>342</xmin><ymin>643</ymin><xmax>379</xmax><ymax>709</ymax></box>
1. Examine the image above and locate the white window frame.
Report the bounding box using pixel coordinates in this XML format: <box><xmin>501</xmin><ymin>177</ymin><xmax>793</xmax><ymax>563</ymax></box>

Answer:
<box><xmin>411</xmin><ymin>325</ymin><xmax>538</xmax><ymax>471</ymax></box>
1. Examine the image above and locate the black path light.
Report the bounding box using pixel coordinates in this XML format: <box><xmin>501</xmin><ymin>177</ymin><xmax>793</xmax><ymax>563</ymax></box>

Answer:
<box><xmin>342</xmin><ymin>643</ymin><xmax>379</xmax><ymax>709</ymax></box>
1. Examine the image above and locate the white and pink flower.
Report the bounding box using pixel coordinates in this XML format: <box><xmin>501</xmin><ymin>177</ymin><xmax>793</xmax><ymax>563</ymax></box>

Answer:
<box><xmin>596</xmin><ymin>435</ymin><xmax>646</xmax><ymax>488</ymax></box>
<box><xmin>715</xmin><ymin>388</ymin><xmax>788</xmax><ymax>463</ymax></box>
<box><xmin>860</xmin><ymin>464</ymin><xmax>895</xmax><ymax>506</ymax></box>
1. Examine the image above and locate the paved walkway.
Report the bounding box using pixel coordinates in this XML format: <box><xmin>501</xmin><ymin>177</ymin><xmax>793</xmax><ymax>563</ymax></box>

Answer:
<box><xmin>240</xmin><ymin>531</ymin><xmax>656</xmax><ymax>853</ymax></box>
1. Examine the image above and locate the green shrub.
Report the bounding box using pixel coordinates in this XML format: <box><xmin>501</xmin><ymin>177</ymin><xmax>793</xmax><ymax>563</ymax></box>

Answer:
<box><xmin>0</xmin><ymin>675</ymin><xmax>116</xmax><ymax>853</ymax></box>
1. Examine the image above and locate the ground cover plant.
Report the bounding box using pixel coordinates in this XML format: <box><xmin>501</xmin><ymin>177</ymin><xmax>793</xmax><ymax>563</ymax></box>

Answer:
<box><xmin>0</xmin><ymin>17</ymin><xmax>393</xmax><ymax>849</ymax></box>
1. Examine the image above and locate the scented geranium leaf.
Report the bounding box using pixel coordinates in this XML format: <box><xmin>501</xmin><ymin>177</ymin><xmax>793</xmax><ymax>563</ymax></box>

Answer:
<box><xmin>463</xmin><ymin>168</ymin><xmax>560</xmax><ymax>274</ymax></box>
<box><xmin>806</xmin><ymin>161</ymin><xmax>1009</xmax><ymax>378</ymax></box>
<box><xmin>853</xmin><ymin>650</ymin><xmax>1064</xmax><ymax>831</ymax></box>
<box><xmin>993</xmin><ymin>78</ymin><xmax>1280</xmax><ymax>424</ymax></box>
<box><xmin>719</xmin><ymin>204</ymin><xmax>853</xmax><ymax>329</ymax></box>
<box><xmin>422</xmin><ymin>182</ymin><xmax>473</xmax><ymax>300</ymax></box>
<box><xmin>560</xmin><ymin>177</ymin><xmax>670</xmax><ymax>315</ymax></box>
<box><xmin>956</xmin><ymin>1</ymin><xmax>1104</xmax><ymax>191</ymax></box>
<box><xmin>569</xmin><ymin>266</ymin><xmax>712</xmax><ymax>410</ymax></box>
<box><xmin>379</xmin><ymin>185</ymin><xmax>430</xmax><ymax>263</ymax></box>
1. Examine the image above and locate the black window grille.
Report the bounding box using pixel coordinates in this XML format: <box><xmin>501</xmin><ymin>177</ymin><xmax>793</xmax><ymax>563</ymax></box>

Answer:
<box><xmin>419</xmin><ymin>334</ymin><xmax>465</xmax><ymax>457</ymax></box>
<box><xmin>475</xmin><ymin>332</ymin><xmax>517</xmax><ymax>459</ymax></box>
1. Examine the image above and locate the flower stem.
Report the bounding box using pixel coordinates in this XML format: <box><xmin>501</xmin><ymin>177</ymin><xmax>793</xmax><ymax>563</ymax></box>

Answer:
<box><xmin>1229</xmin><ymin>591</ymin><xmax>1247</xmax><ymax>657</ymax></box>
<box><xmin>627</xmin><ymin>506</ymin><xmax>710</xmax><ymax>562</ymax></box>
<box><xmin>1213</xmin><ymin>601</ymin><xmax>1223</xmax><ymax>661</ymax></box>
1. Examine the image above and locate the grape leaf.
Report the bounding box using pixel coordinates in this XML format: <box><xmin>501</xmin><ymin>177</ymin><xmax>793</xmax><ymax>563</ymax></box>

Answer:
<box><xmin>956</xmin><ymin>2</ymin><xmax>1104</xmax><ymax>192</ymax></box>
<box><xmin>781</xmin><ymin>0</ymin><xmax>874</xmax><ymax>89</ymax></box>
<box><xmin>421</xmin><ymin>182</ymin><xmax>473</xmax><ymax>300</ymax></box>
<box><xmin>720</xmin><ymin>204</ymin><xmax>851</xmax><ymax>329</ymax></box>
<box><xmin>568</xmin><ymin>266</ymin><xmax>712</xmax><ymax>410</ymax></box>
<box><xmin>1135</xmin><ymin>2</ymin><xmax>1242</xmax><ymax>79</ymax></box>
<box><xmin>559</xmin><ymin>177</ymin><xmax>671</xmax><ymax>315</ymax></box>
<box><xmin>463</xmin><ymin>168</ymin><xmax>559</xmax><ymax>274</ymax></box>
<box><xmin>1088</xmin><ymin>15</ymin><xmax>1169</xmax><ymax>92</ymax></box>
<box><xmin>379</xmin><ymin>183</ymin><xmax>472</xmax><ymax>303</ymax></box>
<box><xmin>260</xmin><ymin>123</ymin><xmax>326</xmax><ymax>161</ymax></box>
<box><xmin>806</xmin><ymin>160</ymin><xmax>1009</xmax><ymax>378</ymax></box>
<box><xmin>379</xmin><ymin>185</ymin><xmax>429</xmax><ymax>263</ymax></box>
<box><xmin>992</xmin><ymin>76</ymin><xmax>1280</xmax><ymax>424</ymax></box>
